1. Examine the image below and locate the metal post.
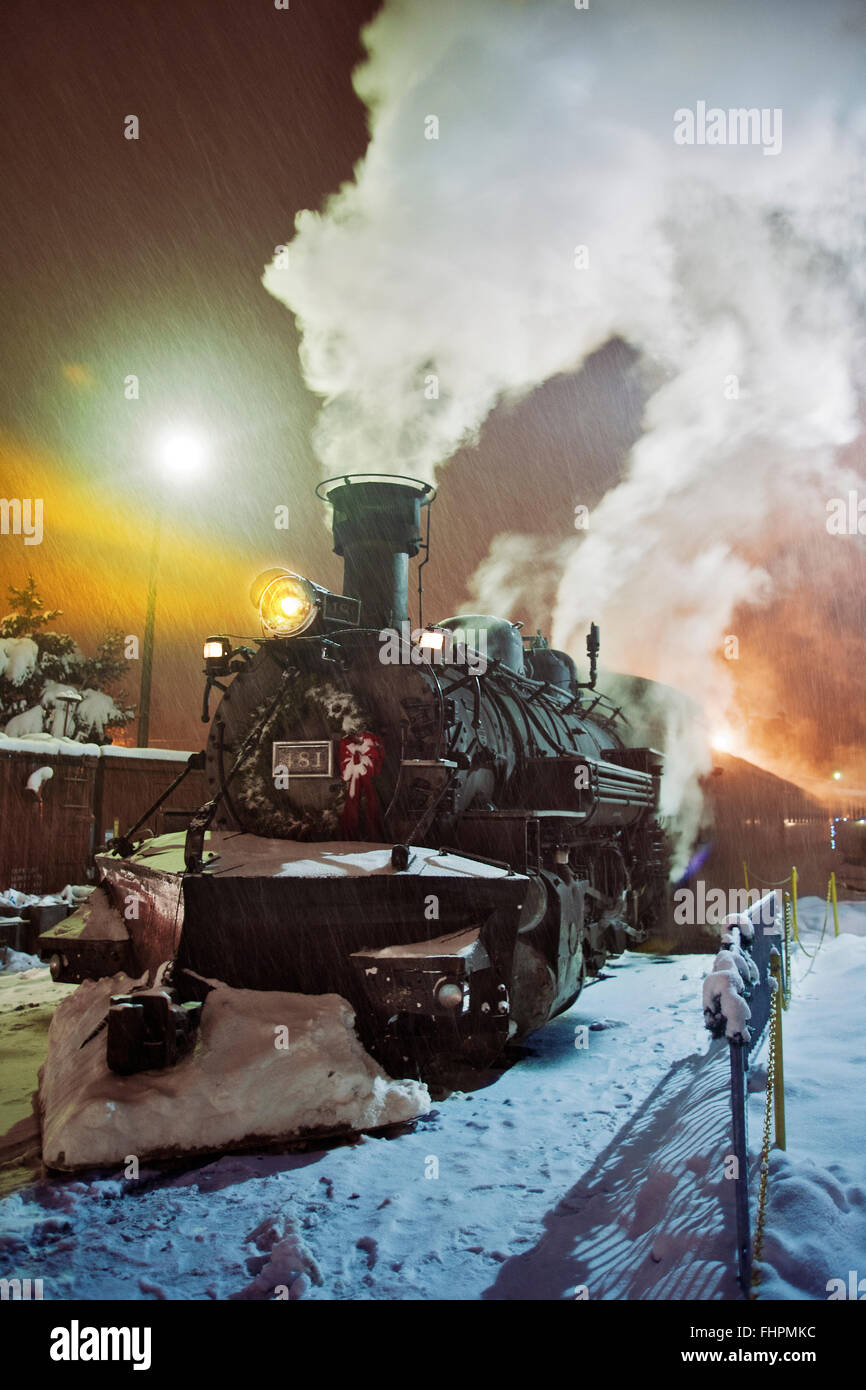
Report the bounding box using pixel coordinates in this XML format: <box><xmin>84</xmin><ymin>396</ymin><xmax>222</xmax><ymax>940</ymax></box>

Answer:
<box><xmin>730</xmin><ymin>1041</ymin><xmax>751</xmax><ymax>1293</ymax></box>
<box><xmin>770</xmin><ymin>954</ymin><xmax>786</xmax><ymax>1150</ymax></box>
<box><xmin>743</xmin><ymin>860</ymin><xmax>749</xmax><ymax>892</ymax></box>
<box><xmin>790</xmin><ymin>865</ymin><xmax>799</xmax><ymax>942</ymax></box>
<box><xmin>137</xmin><ymin>510</ymin><xmax>162</xmax><ymax>749</ymax></box>
<box><xmin>830</xmin><ymin>871</ymin><xmax>839</xmax><ymax>937</ymax></box>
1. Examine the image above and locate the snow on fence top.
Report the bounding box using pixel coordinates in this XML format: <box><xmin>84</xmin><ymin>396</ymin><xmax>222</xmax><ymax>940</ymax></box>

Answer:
<box><xmin>702</xmin><ymin>890</ymin><xmax>777</xmax><ymax>1043</ymax></box>
<box><xmin>0</xmin><ymin>733</ymin><xmax>193</xmax><ymax>762</ymax></box>
<box><xmin>98</xmin><ymin>745</ymin><xmax>192</xmax><ymax>763</ymax></box>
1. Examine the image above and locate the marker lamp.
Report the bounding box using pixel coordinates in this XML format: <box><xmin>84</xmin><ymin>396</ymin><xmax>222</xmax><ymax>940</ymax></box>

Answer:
<box><xmin>202</xmin><ymin>636</ymin><xmax>232</xmax><ymax>675</ymax></box>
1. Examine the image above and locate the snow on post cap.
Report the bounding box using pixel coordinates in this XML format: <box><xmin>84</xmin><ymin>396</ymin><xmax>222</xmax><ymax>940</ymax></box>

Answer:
<box><xmin>702</xmin><ymin>943</ymin><xmax>758</xmax><ymax>1043</ymax></box>
<box><xmin>722</xmin><ymin>910</ymin><xmax>755</xmax><ymax>941</ymax></box>
<box><xmin>722</xmin><ymin>891</ymin><xmax>780</xmax><ymax>943</ymax></box>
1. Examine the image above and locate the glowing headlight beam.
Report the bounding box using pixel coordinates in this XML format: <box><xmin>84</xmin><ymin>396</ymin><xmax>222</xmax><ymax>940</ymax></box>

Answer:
<box><xmin>251</xmin><ymin>569</ymin><xmax>318</xmax><ymax>637</ymax></box>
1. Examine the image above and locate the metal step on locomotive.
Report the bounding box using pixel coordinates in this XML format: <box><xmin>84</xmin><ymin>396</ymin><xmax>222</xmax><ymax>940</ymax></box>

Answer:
<box><xmin>39</xmin><ymin>476</ymin><xmax>672</xmax><ymax>1082</ymax></box>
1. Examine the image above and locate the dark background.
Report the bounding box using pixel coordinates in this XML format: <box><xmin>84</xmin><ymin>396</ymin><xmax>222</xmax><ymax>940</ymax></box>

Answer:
<box><xmin>0</xmin><ymin>0</ymin><xmax>642</xmax><ymax>749</ymax></box>
<box><xmin>0</xmin><ymin>0</ymin><xmax>862</xmax><ymax>795</ymax></box>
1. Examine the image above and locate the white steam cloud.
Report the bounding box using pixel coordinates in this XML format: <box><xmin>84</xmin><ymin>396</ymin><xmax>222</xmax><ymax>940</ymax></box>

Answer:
<box><xmin>264</xmin><ymin>0</ymin><xmax>866</xmax><ymax>861</ymax></box>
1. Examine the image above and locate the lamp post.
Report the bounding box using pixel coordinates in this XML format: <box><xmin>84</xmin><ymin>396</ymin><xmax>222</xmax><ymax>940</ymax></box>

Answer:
<box><xmin>137</xmin><ymin>510</ymin><xmax>163</xmax><ymax>748</ymax></box>
<box><xmin>136</xmin><ymin>429</ymin><xmax>206</xmax><ymax>748</ymax></box>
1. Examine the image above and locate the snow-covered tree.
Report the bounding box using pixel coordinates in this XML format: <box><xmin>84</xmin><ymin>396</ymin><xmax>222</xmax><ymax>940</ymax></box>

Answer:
<box><xmin>0</xmin><ymin>576</ymin><xmax>136</xmax><ymax>743</ymax></box>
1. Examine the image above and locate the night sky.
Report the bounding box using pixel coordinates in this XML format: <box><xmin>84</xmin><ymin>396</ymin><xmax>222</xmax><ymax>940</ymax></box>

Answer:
<box><xmin>1</xmin><ymin>0</ymin><xmax>638</xmax><ymax>749</ymax></box>
<box><xmin>1</xmin><ymin>0</ymin><xmax>864</xmax><ymax>785</ymax></box>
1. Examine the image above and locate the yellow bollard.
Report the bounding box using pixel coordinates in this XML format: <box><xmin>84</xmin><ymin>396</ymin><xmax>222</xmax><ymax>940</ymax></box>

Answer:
<box><xmin>743</xmin><ymin>860</ymin><xmax>750</xmax><ymax>893</ymax></box>
<box><xmin>769</xmin><ymin>954</ymin><xmax>786</xmax><ymax>1151</ymax></box>
<box><xmin>790</xmin><ymin>866</ymin><xmax>799</xmax><ymax>943</ymax></box>
<box><xmin>830</xmin><ymin>871</ymin><xmax>839</xmax><ymax>938</ymax></box>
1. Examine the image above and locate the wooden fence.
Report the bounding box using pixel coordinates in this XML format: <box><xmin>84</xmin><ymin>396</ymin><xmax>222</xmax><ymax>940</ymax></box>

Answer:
<box><xmin>0</xmin><ymin>741</ymin><xmax>208</xmax><ymax>893</ymax></box>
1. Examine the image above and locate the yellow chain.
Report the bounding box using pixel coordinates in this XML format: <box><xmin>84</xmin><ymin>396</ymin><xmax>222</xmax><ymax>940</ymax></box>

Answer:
<box><xmin>782</xmin><ymin>898</ymin><xmax>792</xmax><ymax>1008</ymax></box>
<box><xmin>797</xmin><ymin>880</ymin><xmax>831</xmax><ymax>967</ymax></box>
<box><xmin>750</xmin><ymin>997</ymin><xmax>778</xmax><ymax>1297</ymax></box>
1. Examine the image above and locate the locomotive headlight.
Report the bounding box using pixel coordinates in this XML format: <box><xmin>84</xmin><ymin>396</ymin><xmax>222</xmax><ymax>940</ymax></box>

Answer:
<box><xmin>419</xmin><ymin>628</ymin><xmax>445</xmax><ymax>652</ymax></box>
<box><xmin>251</xmin><ymin>569</ymin><xmax>318</xmax><ymax>637</ymax></box>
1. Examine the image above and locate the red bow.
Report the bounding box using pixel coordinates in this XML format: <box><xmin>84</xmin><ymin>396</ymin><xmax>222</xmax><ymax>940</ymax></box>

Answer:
<box><xmin>339</xmin><ymin>732</ymin><xmax>385</xmax><ymax>839</ymax></box>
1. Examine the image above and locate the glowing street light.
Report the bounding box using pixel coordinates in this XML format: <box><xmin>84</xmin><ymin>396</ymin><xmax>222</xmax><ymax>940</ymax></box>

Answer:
<box><xmin>156</xmin><ymin>428</ymin><xmax>208</xmax><ymax>483</ymax></box>
<box><xmin>833</xmin><ymin>770</ymin><xmax>842</xmax><ymax>781</ymax></box>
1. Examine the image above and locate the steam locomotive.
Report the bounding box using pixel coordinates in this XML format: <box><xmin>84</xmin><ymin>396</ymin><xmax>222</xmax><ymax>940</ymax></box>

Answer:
<box><xmin>40</xmin><ymin>476</ymin><xmax>671</xmax><ymax>1081</ymax></box>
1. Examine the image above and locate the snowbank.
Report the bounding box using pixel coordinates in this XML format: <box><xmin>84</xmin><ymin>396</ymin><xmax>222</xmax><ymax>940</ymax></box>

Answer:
<box><xmin>0</xmin><ymin>947</ymin><xmax>43</xmax><ymax>973</ymax></box>
<box><xmin>0</xmin><ymin>884</ymin><xmax>91</xmax><ymax>914</ymax></box>
<box><xmin>39</xmin><ymin>975</ymin><xmax>430</xmax><ymax>1170</ymax></box>
<box><xmin>0</xmin><ymin>885</ymin><xmax>93</xmax><ymax>972</ymax></box>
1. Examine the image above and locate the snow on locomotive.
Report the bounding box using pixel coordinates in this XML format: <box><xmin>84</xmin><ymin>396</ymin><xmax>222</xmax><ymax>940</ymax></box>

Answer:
<box><xmin>40</xmin><ymin>476</ymin><xmax>671</xmax><ymax>1081</ymax></box>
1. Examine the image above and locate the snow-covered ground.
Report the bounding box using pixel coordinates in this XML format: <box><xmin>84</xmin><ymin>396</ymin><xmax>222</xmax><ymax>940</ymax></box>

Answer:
<box><xmin>0</xmin><ymin>896</ymin><xmax>862</xmax><ymax>1300</ymax></box>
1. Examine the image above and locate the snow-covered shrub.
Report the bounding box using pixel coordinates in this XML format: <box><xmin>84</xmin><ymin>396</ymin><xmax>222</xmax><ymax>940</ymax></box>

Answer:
<box><xmin>0</xmin><ymin>576</ymin><xmax>134</xmax><ymax>744</ymax></box>
<box><xmin>0</xmin><ymin>635</ymin><xmax>39</xmax><ymax>686</ymax></box>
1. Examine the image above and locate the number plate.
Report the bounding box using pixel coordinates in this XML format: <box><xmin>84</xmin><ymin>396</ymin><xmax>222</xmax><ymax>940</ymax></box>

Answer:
<box><xmin>272</xmin><ymin>741</ymin><xmax>333</xmax><ymax>778</ymax></box>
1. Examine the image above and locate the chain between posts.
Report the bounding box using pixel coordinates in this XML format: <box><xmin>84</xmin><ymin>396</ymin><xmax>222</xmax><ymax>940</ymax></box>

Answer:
<box><xmin>751</xmin><ymin>951</ymin><xmax>785</xmax><ymax>1297</ymax></box>
<box><xmin>724</xmin><ymin>869</ymin><xmax>843</xmax><ymax>1296</ymax></box>
<box><xmin>750</xmin><ymin>992</ymin><xmax>776</xmax><ymax>1296</ymax></box>
<box><xmin>782</xmin><ymin>894</ymin><xmax>792</xmax><ymax>1009</ymax></box>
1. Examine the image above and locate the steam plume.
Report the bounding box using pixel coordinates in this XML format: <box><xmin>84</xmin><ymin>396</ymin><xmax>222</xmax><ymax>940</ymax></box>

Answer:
<box><xmin>264</xmin><ymin>0</ymin><xmax>866</xmax><ymax>859</ymax></box>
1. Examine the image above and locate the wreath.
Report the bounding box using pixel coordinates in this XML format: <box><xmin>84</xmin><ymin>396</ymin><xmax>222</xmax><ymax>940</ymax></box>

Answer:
<box><xmin>231</xmin><ymin>673</ymin><xmax>375</xmax><ymax>841</ymax></box>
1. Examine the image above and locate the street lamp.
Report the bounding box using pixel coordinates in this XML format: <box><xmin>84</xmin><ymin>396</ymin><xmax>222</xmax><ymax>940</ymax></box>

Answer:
<box><xmin>156</xmin><ymin>429</ymin><xmax>207</xmax><ymax>483</ymax></box>
<box><xmin>137</xmin><ymin>428</ymin><xmax>207</xmax><ymax>748</ymax></box>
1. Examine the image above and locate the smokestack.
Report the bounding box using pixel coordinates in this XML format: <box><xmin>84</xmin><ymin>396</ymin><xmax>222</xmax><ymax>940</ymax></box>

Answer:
<box><xmin>320</xmin><ymin>477</ymin><xmax>434</xmax><ymax>630</ymax></box>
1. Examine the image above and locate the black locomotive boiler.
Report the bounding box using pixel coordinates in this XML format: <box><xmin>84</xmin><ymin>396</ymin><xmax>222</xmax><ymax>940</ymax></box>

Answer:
<box><xmin>40</xmin><ymin>476</ymin><xmax>672</xmax><ymax>1080</ymax></box>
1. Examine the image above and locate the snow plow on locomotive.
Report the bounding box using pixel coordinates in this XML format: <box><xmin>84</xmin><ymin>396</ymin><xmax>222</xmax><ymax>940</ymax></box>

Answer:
<box><xmin>38</xmin><ymin>476</ymin><xmax>672</xmax><ymax>1083</ymax></box>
